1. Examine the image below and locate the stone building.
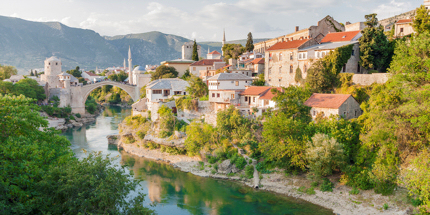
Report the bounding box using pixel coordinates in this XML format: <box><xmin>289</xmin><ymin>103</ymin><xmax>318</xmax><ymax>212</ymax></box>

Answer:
<box><xmin>245</xmin><ymin>58</ymin><xmax>265</xmax><ymax>75</ymax></box>
<box><xmin>131</xmin><ymin>66</ymin><xmax>152</xmax><ymax>89</ymax></box>
<box><xmin>237</xmin><ymin>86</ymin><xmax>281</xmax><ymax>116</ymax></box>
<box><xmin>207</xmin><ymin>50</ymin><xmax>222</xmax><ymax>59</ymax></box>
<box><xmin>160</xmin><ymin>59</ymin><xmax>196</xmax><ymax>77</ymax></box>
<box><xmin>426</xmin><ymin>0</ymin><xmax>430</xmax><ymax>9</ymax></box>
<box><xmin>394</xmin><ymin>19</ymin><xmax>414</xmax><ymax>38</ymax></box>
<box><xmin>145</xmin><ymin>78</ymin><xmax>189</xmax><ymax>102</ymax></box>
<box><xmin>189</xmin><ymin>59</ymin><xmax>225</xmax><ymax>76</ymax></box>
<box><xmin>40</xmin><ymin>56</ymin><xmax>62</xmax><ymax>88</ymax></box>
<box><xmin>208</xmin><ymin>73</ymin><xmax>252</xmax><ymax>111</ymax></box>
<box><xmin>304</xmin><ymin>93</ymin><xmax>362</xmax><ymax>120</ymax></box>
<box><xmin>253</xmin><ymin>16</ymin><xmax>344</xmax><ymax>54</ymax></box>
<box><xmin>182</xmin><ymin>41</ymin><xmax>201</xmax><ymax>60</ymax></box>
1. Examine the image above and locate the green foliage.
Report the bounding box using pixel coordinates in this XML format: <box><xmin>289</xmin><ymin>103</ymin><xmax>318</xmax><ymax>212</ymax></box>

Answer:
<box><xmin>413</xmin><ymin>5</ymin><xmax>430</xmax><ymax>34</ymax></box>
<box><xmin>273</xmin><ymin>86</ymin><xmax>312</xmax><ymax>121</ymax></box>
<box><xmin>320</xmin><ymin>178</ymin><xmax>334</xmax><ymax>192</ymax></box>
<box><xmin>160</xmin><ymin>145</ymin><xmax>186</xmax><ymax>155</ymax></box>
<box><xmin>337</xmin><ymin>73</ymin><xmax>373</xmax><ymax>104</ymax></box>
<box><xmin>383</xmin><ymin>203</ymin><xmax>389</xmax><ymax>210</ymax></box>
<box><xmin>157</xmin><ymin>105</ymin><xmax>175</xmax><ymax>138</ymax></box>
<box><xmin>222</xmin><ymin>43</ymin><xmax>245</xmax><ymax>62</ymax></box>
<box><xmin>295</xmin><ymin>67</ymin><xmax>304</xmax><ymax>85</ymax></box>
<box><xmin>251</xmin><ymin>73</ymin><xmax>265</xmax><ymax>86</ymax></box>
<box><xmin>186</xmin><ymin>75</ymin><xmax>208</xmax><ymax>98</ymax></box>
<box><xmin>174</xmin><ymin>119</ymin><xmax>188</xmax><ymax>132</ymax></box>
<box><xmin>245</xmin><ymin>32</ymin><xmax>254</xmax><ymax>52</ymax></box>
<box><xmin>256</xmin><ymin>161</ymin><xmax>274</xmax><ymax>174</ymax></box>
<box><xmin>78</xmin><ymin>77</ymin><xmax>87</xmax><ymax>85</ymax></box>
<box><xmin>306</xmin><ymin>133</ymin><xmax>346</xmax><ymax>180</ymax></box>
<box><xmin>181</xmin><ymin>70</ymin><xmax>191</xmax><ymax>80</ymax></box>
<box><xmin>306</xmin><ymin>44</ymin><xmax>354</xmax><ymax>93</ymax></box>
<box><xmin>192</xmin><ymin>40</ymin><xmax>199</xmax><ymax>61</ymax></box>
<box><xmin>108</xmin><ymin>92</ymin><xmax>121</xmax><ymax>104</ymax></box>
<box><xmin>75</xmin><ymin>113</ymin><xmax>81</xmax><ymax>118</ymax></box>
<box><xmin>108</xmin><ymin>71</ymin><xmax>128</xmax><ymax>82</ymax></box>
<box><xmin>41</xmin><ymin>105</ymin><xmax>72</xmax><ymax>118</ymax></box>
<box><xmin>85</xmin><ymin>95</ymin><xmax>98</xmax><ymax>114</ymax></box>
<box><xmin>140</xmin><ymin>85</ymin><xmax>147</xmax><ymax>98</ymax></box>
<box><xmin>245</xmin><ymin>165</ymin><xmax>254</xmax><ymax>179</ymax></box>
<box><xmin>359</xmin><ymin>14</ymin><xmax>394</xmax><ymax>72</ymax></box>
<box><xmin>0</xmin><ymin>94</ymin><xmax>154</xmax><ymax>214</ymax></box>
<box><xmin>0</xmin><ymin>64</ymin><xmax>18</xmax><ymax>80</ymax></box>
<box><xmin>306</xmin><ymin>187</ymin><xmax>316</xmax><ymax>195</ymax></box>
<box><xmin>230</xmin><ymin>154</ymin><xmax>246</xmax><ymax>170</ymax></box>
<box><xmin>185</xmin><ymin>121</ymin><xmax>218</xmax><ymax>156</ymax></box>
<box><xmin>69</xmin><ymin>115</ymin><xmax>75</xmax><ymax>120</ymax></box>
<box><xmin>0</xmin><ymin>78</ymin><xmax>46</xmax><ymax>101</ymax></box>
<box><xmin>67</xmin><ymin>66</ymin><xmax>81</xmax><ymax>77</ymax></box>
<box><xmin>216</xmin><ymin>105</ymin><xmax>255</xmax><ymax>142</ymax></box>
<box><xmin>349</xmin><ymin>187</ymin><xmax>360</xmax><ymax>195</ymax></box>
<box><xmin>151</xmin><ymin>65</ymin><xmax>178</xmax><ymax>81</ymax></box>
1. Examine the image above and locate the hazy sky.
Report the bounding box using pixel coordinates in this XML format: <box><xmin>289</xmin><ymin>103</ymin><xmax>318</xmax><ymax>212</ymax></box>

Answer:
<box><xmin>0</xmin><ymin>0</ymin><xmax>423</xmax><ymax>41</ymax></box>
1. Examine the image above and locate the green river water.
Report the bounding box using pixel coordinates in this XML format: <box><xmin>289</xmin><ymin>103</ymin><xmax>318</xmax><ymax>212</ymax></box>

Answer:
<box><xmin>61</xmin><ymin>106</ymin><xmax>333</xmax><ymax>215</ymax></box>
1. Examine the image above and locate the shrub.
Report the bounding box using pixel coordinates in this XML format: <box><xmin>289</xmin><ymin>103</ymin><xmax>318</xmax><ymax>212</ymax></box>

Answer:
<box><xmin>383</xmin><ymin>203</ymin><xmax>388</xmax><ymax>210</ymax></box>
<box><xmin>69</xmin><ymin>115</ymin><xmax>75</xmax><ymax>120</ymax></box>
<box><xmin>306</xmin><ymin>187</ymin><xmax>316</xmax><ymax>195</ymax></box>
<box><xmin>298</xmin><ymin>186</ymin><xmax>307</xmax><ymax>193</ymax></box>
<box><xmin>146</xmin><ymin>142</ymin><xmax>159</xmax><ymax>150</ymax></box>
<box><xmin>158</xmin><ymin>105</ymin><xmax>175</xmax><ymax>138</ymax></box>
<box><xmin>320</xmin><ymin>178</ymin><xmax>334</xmax><ymax>192</ymax></box>
<box><xmin>136</xmin><ymin>131</ymin><xmax>145</xmax><ymax>140</ymax></box>
<box><xmin>306</xmin><ymin>133</ymin><xmax>345</xmax><ymax>180</ymax></box>
<box><xmin>349</xmin><ymin>187</ymin><xmax>360</xmax><ymax>195</ymax></box>
<box><xmin>245</xmin><ymin>165</ymin><xmax>254</xmax><ymax>179</ymax></box>
<box><xmin>234</xmin><ymin>156</ymin><xmax>247</xmax><ymax>170</ymax></box>
<box><xmin>75</xmin><ymin>113</ymin><xmax>81</xmax><ymax>118</ymax></box>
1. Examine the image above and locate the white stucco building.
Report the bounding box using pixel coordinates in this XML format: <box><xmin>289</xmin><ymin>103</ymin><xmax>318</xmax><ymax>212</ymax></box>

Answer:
<box><xmin>146</xmin><ymin>78</ymin><xmax>189</xmax><ymax>102</ymax></box>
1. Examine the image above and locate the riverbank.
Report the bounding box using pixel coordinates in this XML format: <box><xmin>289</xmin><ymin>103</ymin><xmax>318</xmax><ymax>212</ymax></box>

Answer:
<box><xmin>112</xmin><ymin>137</ymin><xmax>412</xmax><ymax>215</ymax></box>
<box><xmin>45</xmin><ymin>105</ymin><xmax>104</xmax><ymax>131</ymax></box>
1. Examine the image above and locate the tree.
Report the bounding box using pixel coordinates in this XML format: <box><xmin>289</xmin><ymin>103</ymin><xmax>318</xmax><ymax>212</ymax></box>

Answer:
<box><xmin>192</xmin><ymin>40</ymin><xmax>199</xmax><ymax>61</ymax></box>
<box><xmin>294</xmin><ymin>67</ymin><xmax>304</xmax><ymax>85</ymax></box>
<box><xmin>222</xmin><ymin>44</ymin><xmax>245</xmax><ymax>62</ymax></box>
<box><xmin>30</xmin><ymin>70</ymin><xmax>34</xmax><ymax>76</ymax></box>
<box><xmin>181</xmin><ymin>69</ymin><xmax>191</xmax><ymax>80</ymax></box>
<box><xmin>306</xmin><ymin>133</ymin><xmax>346</xmax><ymax>179</ymax></box>
<box><xmin>69</xmin><ymin>66</ymin><xmax>81</xmax><ymax>77</ymax></box>
<box><xmin>245</xmin><ymin>32</ymin><xmax>254</xmax><ymax>52</ymax></box>
<box><xmin>35</xmin><ymin>70</ymin><xmax>38</xmax><ymax>77</ymax></box>
<box><xmin>252</xmin><ymin>73</ymin><xmax>265</xmax><ymax>86</ymax></box>
<box><xmin>13</xmin><ymin>78</ymin><xmax>46</xmax><ymax>101</ymax></box>
<box><xmin>186</xmin><ymin>75</ymin><xmax>208</xmax><ymax>98</ymax></box>
<box><xmin>272</xmin><ymin>86</ymin><xmax>312</xmax><ymax>121</ymax></box>
<box><xmin>0</xmin><ymin>64</ymin><xmax>18</xmax><ymax>80</ymax></box>
<box><xmin>78</xmin><ymin>77</ymin><xmax>87</xmax><ymax>85</ymax></box>
<box><xmin>151</xmin><ymin>65</ymin><xmax>178</xmax><ymax>80</ymax></box>
<box><xmin>359</xmin><ymin>14</ymin><xmax>394</xmax><ymax>72</ymax></box>
<box><xmin>412</xmin><ymin>5</ymin><xmax>430</xmax><ymax>34</ymax></box>
<box><xmin>158</xmin><ymin>105</ymin><xmax>175</xmax><ymax>138</ymax></box>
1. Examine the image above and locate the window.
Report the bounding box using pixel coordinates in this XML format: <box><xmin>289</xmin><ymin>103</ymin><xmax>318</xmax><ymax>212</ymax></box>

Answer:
<box><xmin>290</xmin><ymin>53</ymin><xmax>293</xmax><ymax>60</ymax></box>
<box><xmin>343</xmin><ymin>111</ymin><xmax>347</xmax><ymax>117</ymax></box>
<box><xmin>279</xmin><ymin>53</ymin><xmax>283</xmax><ymax>61</ymax></box>
<box><xmin>153</xmin><ymin>90</ymin><xmax>162</xmax><ymax>94</ymax></box>
<box><xmin>231</xmin><ymin>94</ymin><xmax>235</xmax><ymax>99</ymax></box>
<box><xmin>400</xmin><ymin>28</ymin><xmax>404</xmax><ymax>33</ymax></box>
<box><xmin>279</xmin><ymin>66</ymin><xmax>282</xmax><ymax>74</ymax></box>
<box><xmin>313</xmin><ymin>111</ymin><xmax>316</xmax><ymax>116</ymax></box>
<box><xmin>56</xmin><ymin>62</ymin><xmax>58</xmax><ymax>65</ymax></box>
<box><xmin>253</xmin><ymin>97</ymin><xmax>256</xmax><ymax>102</ymax></box>
<box><xmin>245</xmin><ymin>97</ymin><xmax>248</xmax><ymax>102</ymax></box>
<box><xmin>351</xmin><ymin>49</ymin><xmax>355</xmax><ymax>56</ymax></box>
<box><xmin>235</xmin><ymin>81</ymin><xmax>239</xmax><ymax>86</ymax></box>
<box><xmin>290</xmin><ymin>65</ymin><xmax>293</xmax><ymax>73</ymax></box>
<box><xmin>217</xmin><ymin>93</ymin><xmax>220</xmax><ymax>98</ymax></box>
<box><xmin>193</xmin><ymin>67</ymin><xmax>196</xmax><ymax>71</ymax></box>
<box><xmin>212</xmin><ymin>93</ymin><xmax>215</xmax><ymax>97</ymax></box>
<box><xmin>184</xmin><ymin>92</ymin><xmax>186</xmax><ymax>95</ymax></box>
<box><xmin>304</xmin><ymin>65</ymin><xmax>307</xmax><ymax>73</ymax></box>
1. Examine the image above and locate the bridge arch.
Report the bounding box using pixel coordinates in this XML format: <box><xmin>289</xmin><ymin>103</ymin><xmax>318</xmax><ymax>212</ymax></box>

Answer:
<box><xmin>71</xmin><ymin>81</ymin><xmax>140</xmax><ymax>114</ymax></box>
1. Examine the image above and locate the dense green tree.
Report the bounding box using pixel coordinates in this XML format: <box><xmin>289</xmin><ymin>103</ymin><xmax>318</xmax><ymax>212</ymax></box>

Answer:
<box><xmin>294</xmin><ymin>68</ymin><xmax>304</xmax><ymax>85</ymax></box>
<box><xmin>216</xmin><ymin>105</ymin><xmax>252</xmax><ymax>141</ymax></box>
<box><xmin>359</xmin><ymin>14</ymin><xmax>394</xmax><ymax>72</ymax></box>
<box><xmin>192</xmin><ymin>40</ymin><xmax>199</xmax><ymax>61</ymax></box>
<box><xmin>69</xmin><ymin>66</ymin><xmax>81</xmax><ymax>77</ymax></box>
<box><xmin>0</xmin><ymin>64</ymin><xmax>18</xmax><ymax>80</ymax></box>
<box><xmin>413</xmin><ymin>5</ymin><xmax>430</xmax><ymax>34</ymax></box>
<box><xmin>245</xmin><ymin>32</ymin><xmax>254</xmax><ymax>52</ymax></box>
<box><xmin>158</xmin><ymin>105</ymin><xmax>175</xmax><ymax>138</ymax></box>
<box><xmin>151</xmin><ymin>65</ymin><xmax>178</xmax><ymax>80</ymax></box>
<box><xmin>271</xmin><ymin>86</ymin><xmax>312</xmax><ymax>121</ymax></box>
<box><xmin>12</xmin><ymin>78</ymin><xmax>46</xmax><ymax>101</ymax></box>
<box><xmin>77</xmin><ymin>77</ymin><xmax>87</xmax><ymax>85</ymax></box>
<box><xmin>186</xmin><ymin>75</ymin><xmax>208</xmax><ymax>98</ymax></box>
<box><xmin>222</xmin><ymin>44</ymin><xmax>245</xmax><ymax>62</ymax></box>
<box><xmin>108</xmin><ymin>71</ymin><xmax>128</xmax><ymax>82</ymax></box>
<box><xmin>251</xmin><ymin>74</ymin><xmax>265</xmax><ymax>86</ymax></box>
<box><xmin>306</xmin><ymin>45</ymin><xmax>354</xmax><ymax>93</ymax></box>
<box><xmin>0</xmin><ymin>94</ymin><xmax>154</xmax><ymax>214</ymax></box>
<box><xmin>34</xmin><ymin>70</ymin><xmax>38</xmax><ymax>77</ymax></box>
<box><xmin>185</xmin><ymin>121</ymin><xmax>218</xmax><ymax>156</ymax></box>
<box><xmin>181</xmin><ymin>69</ymin><xmax>191</xmax><ymax>80</ymax></box>
<box><xmin>0</xmin><ymin>81</ymin><xmax>14</xmax><ymax>95</ymax></box>
<box><xmin>30</xmin><ymin>70</ymin><xmax>34</xmax><ymax>76</ymax></box>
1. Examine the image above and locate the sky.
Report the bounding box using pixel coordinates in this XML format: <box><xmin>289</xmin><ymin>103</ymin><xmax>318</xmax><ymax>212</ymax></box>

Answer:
<box><xmin>0</xmin><ymin>0</ymin><xmax>423</xmax><ymax>41</ymax></box>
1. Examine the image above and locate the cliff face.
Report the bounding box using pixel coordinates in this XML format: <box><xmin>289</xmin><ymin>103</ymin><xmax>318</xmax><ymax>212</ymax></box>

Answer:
<box><xmin>379</xmin><ymin>9</ymin><xmax>416</xmax><ymax>27</ymax></box>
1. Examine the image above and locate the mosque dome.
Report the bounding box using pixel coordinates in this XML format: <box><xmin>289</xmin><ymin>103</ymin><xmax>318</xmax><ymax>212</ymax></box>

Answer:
<box><xmin>133</xmin><ymin>66</ymin><xmax>146</xmax><ymax>74</ymax></box>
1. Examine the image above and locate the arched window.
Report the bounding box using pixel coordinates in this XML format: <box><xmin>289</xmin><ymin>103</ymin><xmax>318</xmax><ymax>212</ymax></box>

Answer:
<box><xmin>290</xmin><ymin>53</ymin><xmax>293</xmax><ymax>60</ymax></box>
<box><xmin>279</xmin><ymin>53</ymin><xmax>283</xmax><ymax>61</ymax></box>
<box><xmin>279</xmin><ymin>66</ymin><xmax>282</xmax><ymax>74</ymax></box>
<box><xmin>290</xmin><ymin>65</ymin><xmax>293</xmax><ymax>73</ymax></box>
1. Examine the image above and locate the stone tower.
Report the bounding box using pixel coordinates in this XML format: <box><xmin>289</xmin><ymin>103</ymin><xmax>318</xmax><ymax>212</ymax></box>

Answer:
<box><xmin>41</xmin><ymin>56</ymin><xmax>62</xmax><ymax>88</ymax></box>
<box><xmin>181</xmin><ymin>42</ymin><xmax>201</xmax><ymax>60</ymax></box>
<box><xmin>222</xmin><ymin>29</ymin><xmax>226</xmax><ymax>56</ymax></box>
<box><xmin>128</xmin><ymin>46</ymin><xmax>133</xmax><ymax>85</ymax></box>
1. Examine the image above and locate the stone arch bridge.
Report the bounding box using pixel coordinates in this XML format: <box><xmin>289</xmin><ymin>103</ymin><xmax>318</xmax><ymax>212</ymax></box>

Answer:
<box><xmin>70</xmin><ymin>81</ymin><xmax>140</xmax><ymax>114</ymax></box>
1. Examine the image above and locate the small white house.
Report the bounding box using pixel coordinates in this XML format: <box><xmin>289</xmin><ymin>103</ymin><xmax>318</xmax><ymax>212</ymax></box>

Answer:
<box><xmin>82</xmin><ymin>71</ymin><xmax>105</xmax><ymax>83</ymax></box>
<box><xmin>237</xmin><ymin>86</ymin><xmax>281</xmax><ymax>116</ymax></box>
<box><xmin>304</xmin><ymin>93</ymin><xmax>362</xmax><ymax>120</ymax></box>
<box><xmin>146</xmin><ymin>78</ymin><xmax>189</xmax><ymax>102</ymax></box>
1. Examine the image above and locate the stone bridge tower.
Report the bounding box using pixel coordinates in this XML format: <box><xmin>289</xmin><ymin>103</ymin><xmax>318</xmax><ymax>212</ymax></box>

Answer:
<box><xmin>41</xmin><ymin>56</ymin><xmax>62</xmax><ymax>89</ymax></box>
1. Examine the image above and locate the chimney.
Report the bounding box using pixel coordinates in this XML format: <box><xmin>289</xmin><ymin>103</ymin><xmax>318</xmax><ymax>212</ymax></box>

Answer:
<box><xmin>295</xmin><ymin>26</ymin><xmax>299</xmax><ymax>32</ymax></box>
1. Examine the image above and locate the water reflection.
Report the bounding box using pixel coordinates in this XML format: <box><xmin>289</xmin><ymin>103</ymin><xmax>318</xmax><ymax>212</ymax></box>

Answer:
<box><xmin>62</xmin><ymin>106</ymin><xmax>333</xmax><ymax>215</ymax></box>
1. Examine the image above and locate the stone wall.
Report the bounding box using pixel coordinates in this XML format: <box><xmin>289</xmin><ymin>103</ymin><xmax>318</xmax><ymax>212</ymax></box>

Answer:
<box><xmin>379</xmin><ymin>10</ymin><xmax>416</xmax><ymax>27</ymax></box>
<box><xmin>352</xmin><ymin>73</ymin><xmax>390</xmax><ymax>86</ymax></box>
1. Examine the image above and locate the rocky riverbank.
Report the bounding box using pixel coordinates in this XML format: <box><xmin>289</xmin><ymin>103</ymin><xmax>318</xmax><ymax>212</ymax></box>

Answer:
<box><xmin>44</xmin><ymin>105</ymin><xmax>104</xmax><ymax>131</ymax></box>
<box><xmin>110</xmin><ymin>132</ymin><xmax>412</xmax><ymax>215</ymax></box>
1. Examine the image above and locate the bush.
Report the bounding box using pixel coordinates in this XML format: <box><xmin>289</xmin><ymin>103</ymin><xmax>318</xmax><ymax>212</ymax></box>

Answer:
<box><xmin>75</xmin><ymin>113</ymin><xmax>81</xmax><ymax>118</ymax></box>
<box><xmin>69</xmin><ymin>115</ymin><xmax>75</xmax><ymax>120</ymax></box>
<box><xmin>146</xmin><ymin>142</ymin><xmax>159</xmax><ymax>150</ymax></box>
<box><xmin>306</xmin><ymin>187</ymin><xmax>316</xmax><ymax>195</ymax></box>
<box><xmin>349</xmin><ymin>187</ymin><xmax>360</xmax><ymax>195</ymax></box>
<box><xmin>234</xmin><ymin>156</ymin><xmax>247</xmax><ymax>170</ymax></box>
<box><xmin>306</xmin><ymin>133</ymin><xmax>345</xmax><ymax>180</ymax></box>
<box><xmin>245</xmin><ymin>165</ymin><xmax>254</xmax><ymax>179</ymax></box>
<box><xmin>383</xmin><ymin>203</ymin><xmax>389</xmax><ymax>210</ymax></box>
<box><xmin>320</xmin><ymin>178</ymin><xmax>334</xmax><ymax>192</ymax></box>
<box><xmin>158</xmin><ymin>105</ymin><xmax>175</xmax><ymax>138</ymax></box>
<box><xmin>136</xmin><ymin>131</ymin><xmax>145</xmax><ymax>140</ymax></box>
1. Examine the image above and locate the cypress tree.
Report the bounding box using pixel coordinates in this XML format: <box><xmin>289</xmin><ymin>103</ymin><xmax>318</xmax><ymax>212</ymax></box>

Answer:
<box><xmin>192</xmin><ymin>40</ymin><xmax>199</xmax><ymax>61</ymax></box>
<box><xmin>30</xmin><ymin>70</ymin><xmax>34</xmax><ymax>76</ymax></box>
<box><xmin>245</xmin><ymin>32</ymin><xmax>254</xmax><ymax>52</ymax></box>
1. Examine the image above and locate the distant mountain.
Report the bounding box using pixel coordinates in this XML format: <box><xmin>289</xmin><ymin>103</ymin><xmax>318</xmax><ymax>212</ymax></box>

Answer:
<box><xmin>0</xmin><ymin>15</ymin><xmax>268</xmax><ymax>73</ymax></box>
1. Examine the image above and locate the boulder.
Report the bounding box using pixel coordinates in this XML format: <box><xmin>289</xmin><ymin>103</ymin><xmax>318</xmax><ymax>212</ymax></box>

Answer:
<box><xmin>218</xmin><ymin>160</ymin><xmax>232</xmax><ymax>174</ymax></box>
<box><xmin>231</xmin><ymin>164</ymin><xmax>240</xmax><ymax>173</ymax></box>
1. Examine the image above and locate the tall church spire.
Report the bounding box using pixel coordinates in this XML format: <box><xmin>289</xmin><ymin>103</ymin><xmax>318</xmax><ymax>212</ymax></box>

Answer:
<box><xmin>128</xmin><ymin>46</ymin><xmax>133</xmax><ymax>85</ymax></box>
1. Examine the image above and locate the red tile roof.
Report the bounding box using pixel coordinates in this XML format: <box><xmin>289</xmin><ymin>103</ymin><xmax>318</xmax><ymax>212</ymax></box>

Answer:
<box><xmin>260</xmin><ymin>87</ymin><xmax>283</xmax><ymax>100</ymax></box>
<box><xmin>249</xmin><ymin>58</ymin><xmax>265</xmax><ymax>64</ymax></box>
<box><xmin>304</xmin><ymin>93</ymin><xmax>352</xmax><ymax>109</ymax></box>
<box><xmin>85</xmin><ymin>71</ymin><xmax>99</xmax><ymax>76</ymax></box>
<box><xmin>240</xmin><ymin>86</ymin><xmax>271</xmax><ymax>96</ymax></box>
<box><xmin>209</xmin><ymin>50</ymin><xmax>221</xmax><ymax>55</ymax></box>
<box><xmin>320</xmin><ymin>31</ymin><xmax>360</xmax><ymax>43</ymax></box>
<box><xmin>397</xmin><ymin>19</ymin><xmax>412</xmax><ymax>24</ymax></box>
<box><xmin>266</xmin><ymin>39</ymin><xmax>310</xmax><ymax>51</ymax></box>
<box><xmin>190</xmin><ymin>59</ymin><xmax>223</xmax><ymax>66</ymax></box>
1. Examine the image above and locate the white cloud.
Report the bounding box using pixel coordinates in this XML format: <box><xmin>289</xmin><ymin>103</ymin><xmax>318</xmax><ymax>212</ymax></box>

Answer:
<box><xmin>374</xmin><ymin>0</ymin><xmax>413</xmax><ymax>19</ymax></box>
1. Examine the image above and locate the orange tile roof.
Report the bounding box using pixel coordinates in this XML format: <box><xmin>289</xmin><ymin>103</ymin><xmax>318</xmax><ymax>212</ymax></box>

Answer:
<box><xmin>266</xmin><ymin>39</ymin><xmax>310</xmax><ymax>51</ymax></box>
<box><xmin>397</xmin><ymin>19</ymin><xmax>412</xmax><ymax>24</ymax></box>
<box><xmin>190</xmin><ymin>59</ymin><xmax>223</xmax><ymax>66</ymax></box>
<box><xmin>249</xmin><ymin>58</ymin><xmax>265</xmax><ymax>64</ymax></box>
<box><xmin>240</xmin><ymin>86</ymin><xmax>271</xmax><ymax>96</ymax></box>
<box><xmin>85</xmin><ymin>71</ymin><xmax>99</xmax><ymax>77</ymax></box>
<box><xmin>320</xmin><ymin>31</ymin><xmax>360</xmax><ymax>43</ymax></box>
<box><xmin>260</xmin><ymin>87</ymin><xmax>283</xmax><ymax>100</ymax></box>
<box><xmin>209</xmin><ymin>50</ymin><xmax>221</xmax><ymax>55</ymax></box>
<box><xmin>304</xmin><ymin>93</ymin><xmax>352</xmax><ymax>109</ymax></box>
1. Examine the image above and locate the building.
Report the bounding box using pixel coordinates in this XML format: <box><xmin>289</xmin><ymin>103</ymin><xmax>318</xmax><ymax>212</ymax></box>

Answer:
<box><xmin>182</xmin><ymin>42</ymin><xmax>201</xmax><ymax>60</ymax></box>
<box><xmin>131</xmin><ymin>66</ymin><xmax>152</xmax><ymax>89</ymax></box>
<box><xmin>82</xmin><ymin>71</ymin><xmax>105</xmax><ymax>83</ymax></box>
<box><xmin>146</xmin><ymin>78</ymin><xmax>189</xmax><ymax>102</ymax></box>
<box><xmin>40</xmin><ymin>56</ymin><xmax>62</xmax><ymax>88</ymax></box>
<box><xmin>245</xmin><ymin>58</ymin><xmax>265</xmax><ymax>75</ymax></box>
<box><xmin>208</xmin><ymin>73</ymin><xmax>253</xmax><ymax>111</ymax></box>
<box><xmin>265</xmin><ymin>38</ymin><xmax>319</xmax><ymax>87</ymax></box>
<box><xmin>7</xmin><ymin>75</ymin><xmax>25</xmax><ymax>83</ymax></box>
<box><xmin>253</xmin><ymin>16</ymin><xmax>344</xmax><ymax>54</ymax></box>
<box><xmin>425</xmin><ymin>0</ymin><xmax>430</xmax><ymax>9</ymax></box>
<box><xmin>304</xmin><ymin>93</ymin><xmax>362</xmax><ymax>120</ymax></box>
<box><xmin>298</xmin><ymin>30</ymin><xmax>363</xmax><ymax>74</ymax></box>
<box><xmin>207</xmin><ymin>50</ymin><xmax>222</xmax><ymax>59</ymax></box>
<box><xmin>189</xmin><ymin>59</ymin><xmax>225</xmax><ymax>76</ymax></box>
<box><xmin>394</xmin><ymin>19</ymin><xmax>414</xmax><ymax>38</ymax></box>
<box><xmin>237</xmin><ymin>86</ymin><xmax>281</xmax><ymax>116</ymax></box>
<box><xmin>160</xmin><ymin>59</ymin><xmax>196</xmax><ymax>77</ymax></box>
<box><xmin>345</xmin><ymin>22</ymin><xmax>366</xmax><ymax>32</ymax></box>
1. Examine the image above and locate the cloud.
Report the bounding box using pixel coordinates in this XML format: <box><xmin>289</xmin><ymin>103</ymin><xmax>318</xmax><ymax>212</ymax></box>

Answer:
<box><xmin>373</xmin><ymin>0</ymin><xmax>413</xmax><ymax>19</ymax></box>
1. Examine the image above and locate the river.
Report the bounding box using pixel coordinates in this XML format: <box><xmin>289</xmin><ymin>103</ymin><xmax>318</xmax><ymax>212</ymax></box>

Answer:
<box><xmin>61</xmin><ymin>106</ymin><xmax>333</xmax><ymax>215</ymax></box>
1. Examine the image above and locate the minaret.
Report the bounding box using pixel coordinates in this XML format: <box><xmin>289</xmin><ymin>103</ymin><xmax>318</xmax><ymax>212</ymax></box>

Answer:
<box><xmin>222</xmin><ymin>29</ymin><xmax>226</xmax><ymax>56</ymax></box>
<box><xmin>128</xmin><ymin>46</ymin><xmax>133</xmax><ymax>85</ymax></box>
<box><xmin>123</xmin><ymin>59</ymin><xmax>126</xmax><ymax>70</ymax></box>
<box><xmin>96</xmin><ymin>66</ymin><xmax>98</xmax><ymax>74</ymax></box>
